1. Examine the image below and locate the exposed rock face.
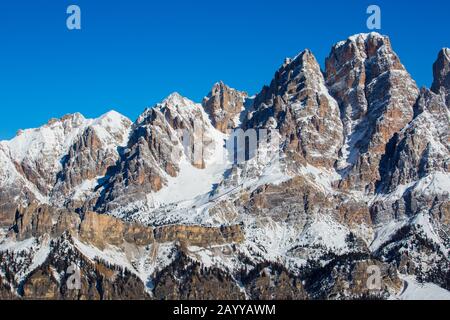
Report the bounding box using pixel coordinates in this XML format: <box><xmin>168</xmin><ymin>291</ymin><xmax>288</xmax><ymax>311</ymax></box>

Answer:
<box><xmin>3</xmin><ymin>113</ymin><xmax>90</xmax><ymax>197</ymax></box>
<box><xmin>14</xmin><ymin>203</ymin><xmax>54</xmax><ymax>241</ymax></box>
<box><xmin>431</xmin><ymin>48</ymin><xmax>450</xmax><ymax>106</ymax></box>
<box><xmin>325</xmin><ymin>33</ymin><xmax>419</xmax><ymax>193</ymax></box>
<box><xmin>202</xmin><ymin>82</ymin><xmax>248</xmax><ymax>133</ymax></box>
<box><xmin>79</xmin><ymin>211</ymin><xmax>154</xmax><ymax>248</ymax></box>
<box><xmin>0</xmin><ymin>193</ymin><xmax>21</xmax><ymax>228</ymax></box>
<box><xmin>244</xmin><ymin>176</ymin><xmax>330</xmax><ymax>225</ymax></box>
<box><xmin>98</xmin><ymin>93</ymin><xmax>222</xmax><ymax>214</ymax></box>
<box><xmin>382</xmin><ymin>89</ymin><xmax>449</xmax><ymax>191</ymax></box>
<box><xmin>246</xmin><ymin>50</ymin><xmax>343</xmax><ymax>168</ymax></box>
<box><xmin>0</xmin><ymin>145</ymin><xmax>40</xmax><ymax>227</ymax></box>
<box><xmin>10</xmin><ymin>203</ymin><xmax>244</xmax><ymax>249</ymax></box>
<box><xmin>52</xmin><ymin>112</ymin><xmax>131</xmax><ymax>209</ymax></box>
<box><xmin>371</xmin><ymin>88</ymin><xmax>450</xmax><ymax>224</ymax></box>
<box><xmin>11</xmin><ymin>203</ymin><xmax>82</xmax><ymax>241</ymax></box>
<box><xmin>52</xmin><ymin>210</ymin><xmax>82</xmax><ymax>238</ymax></box>
<box><xmin>22</xmin><ymin>267</ymin><xmax>61</xmax><ymax>300</ymax></box>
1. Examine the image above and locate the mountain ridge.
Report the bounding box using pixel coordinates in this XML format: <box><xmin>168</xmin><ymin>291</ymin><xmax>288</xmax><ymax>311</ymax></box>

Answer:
<box><xmin>0</xmin><ymin>33</ymin><xmax>449</xmax><ymax>300</ymax></box>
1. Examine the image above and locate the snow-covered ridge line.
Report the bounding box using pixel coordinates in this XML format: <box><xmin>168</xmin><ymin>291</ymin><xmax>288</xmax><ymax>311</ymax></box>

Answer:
<box><xmin>444</xmin><ymin>48</ymin><xmax>450</xmax><ymax>60</ymax></box>
<box><xmin>334</xmin><ymin>32</ymin><xmax>385</xmax><ymax>49</ymax></box>
<box><xmin>1</xmin><ymin>110</ymin><xmax>131</xmax><ymax>144</ymax></box>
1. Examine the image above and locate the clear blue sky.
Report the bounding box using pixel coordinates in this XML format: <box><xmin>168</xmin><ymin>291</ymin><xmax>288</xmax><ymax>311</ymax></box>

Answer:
<box><xmin>0</xmin><ymin>0</ymin><xmax>449</xmax><ymax>139</ymax></box>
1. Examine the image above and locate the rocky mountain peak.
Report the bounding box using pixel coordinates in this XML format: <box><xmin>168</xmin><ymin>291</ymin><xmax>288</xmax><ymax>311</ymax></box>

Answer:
<box><xmin>48</xmin><ymin>112</ymin><xmax>86</xmax><ymax>127</ymax></box>
<box><xmin>2</xmin><ymin>113</ymin><xmax>92</xmax><ymax>195</ymax></box>
<box><xmin>161</xmin><ymin>92</ymin><xmax>193</xmax><ymax>108</ymax></box>
<box><xmin>245</xmin><ymin>49</ymin><xmax>344</xmax><ymax>167</ymax></box>
<box><xmin>326</xmin><ymin>32</ymin><xmax>406</xmax><ymax>96</ymax></box>
<box><xmin>96</xmin><ymin>110</ymin><xmax>130</xmax><ymax>125</ymax></box>
<box><xmin>91</xmin><ymin>110</ymin><xmax>132</xmax><ymax>146</ymax></box>
<box><xmin>275</xmin><ymin>49</ymin><xmax>324</xmax><ymax>93</ymax></box>
<box><xmin>136</xmin><ymin>93</ymin><xmax>198</xmax><ymax>127</ymax></box>
<box><xmin>431</xmin><ymin>48</ymin><xmax>450</xmax><ymax>105</ymax></box>
<box><xmin>202</xmin><ymin>81</ymin><xmax>248</xmax><ymax>133</ymax></box>
<box><xmin>326</xmin><ymin>33</ymin><xmax>419</xmax><ymax>192</ymax></box>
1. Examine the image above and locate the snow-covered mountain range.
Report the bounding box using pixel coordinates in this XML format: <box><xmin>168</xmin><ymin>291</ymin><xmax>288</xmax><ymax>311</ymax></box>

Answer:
<box><xmin>0</xmin><ymin>33</ymin><xmax>449</xmax><ymax>300</ymax></box>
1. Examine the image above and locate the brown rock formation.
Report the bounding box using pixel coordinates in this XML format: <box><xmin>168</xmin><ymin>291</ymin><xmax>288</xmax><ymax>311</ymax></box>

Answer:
<box><xmin>246</xmin><ymin>50</ymin><xmax>344</xmax><ymax>168</ymax></box>
<box><xmin>79</xmin><ymin>211</ymin><xmax>154</xmax><ymax>249</ymax></box>
<box><xmin>202</xmin><ymin>81</ymin><xmax>247</xmax><ymax>133</ymax></box>
<box><xmin>52</xmin><ymin>112</ymin><xmax>131</xmax><ymax>208</ymax></box>
<box><xmin>431</xmin><ymin>48</ymin><xmax>450</xmax><ymax>106</ymax></box>
<box><xmin>325</xmin><ymin>33</ymin><xmax>419</xmax><ymax>193</ymax></box>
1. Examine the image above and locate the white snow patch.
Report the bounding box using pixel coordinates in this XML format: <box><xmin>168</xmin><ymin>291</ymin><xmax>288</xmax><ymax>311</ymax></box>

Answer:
<box><xmin>370</xmin><ymin>219</ymin><xmax>408</xmax><ymax>252</ymax></box>
<box><xmin>413</xmin><ymin>172</ymin><xmax>450</xmax><ymax>197</ymax></box>
<box><xmin>395</xmin><ymin>275</ymin><xmax>450</xmax><ymax>300</ymax></box>
<box><xmin>71</xmin><ymin>177</ymin><xmax>102</xmax><ymax>201</ymax></box>
<box><xmin>297</xmin><ymin>214</ymin><xmax>350</xmax><ymax>252</ymax></box>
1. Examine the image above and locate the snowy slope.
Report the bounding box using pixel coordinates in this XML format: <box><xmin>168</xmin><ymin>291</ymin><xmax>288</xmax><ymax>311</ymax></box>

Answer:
<box><xmin>395</xmin><ymin>275</ymin><xmax>450</xmax><ymax>300</ymax></box>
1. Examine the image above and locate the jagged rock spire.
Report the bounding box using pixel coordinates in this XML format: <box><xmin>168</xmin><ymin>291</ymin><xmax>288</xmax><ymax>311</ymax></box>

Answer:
<box><xmin>245</xmin><ymin>49</ymin><xmax>344</xmax><ymax>168</ymax></box>
<box><xmin>325</xmin><ymin>32</ymin><xmax>419</xmax><ymax>193</ymax></box>
<box><xmin>202</xmin><ymin>81</ymin><xmax>248</xmax><ymax>133</ymax></box>
<box><xmin>431</xmin><ymin>48</ymin><xmax>450</xmax><ymax>106</ymax></box>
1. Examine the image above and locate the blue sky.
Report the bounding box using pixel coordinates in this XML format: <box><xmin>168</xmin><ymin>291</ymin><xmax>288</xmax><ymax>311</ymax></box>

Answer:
<box><xmin>0</xmin><ymin>0</ymin><xmax>449</xmax><ymax>139</ymax></box>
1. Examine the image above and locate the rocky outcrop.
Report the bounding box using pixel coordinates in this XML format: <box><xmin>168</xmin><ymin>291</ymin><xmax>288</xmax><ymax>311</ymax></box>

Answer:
<box><xmin>11</xmin><ymin>204</ymin><xmax>81</xmax><ymax>241</ymax></box>
<box><xmin>371</xmin><ymin>88</ymin><xmax>450</xmax><ymax>224</ymax></box>
<box><xmin>0</xmin><ymin>145</ymin><xmax>42</xmax><ymax>227</ymax></box>
<box><xmin>0</xmin><ymin>197</ymin><xmax>20</xmax><ymax>228</ymax></box>
<box><xmin>13</xmin><ymin>203</ymin><xmax>55</xmax><ymax>241</ymax></box>
<box><xmin>8</xmin><ymin>203</ymin><xmax>244</xmax><ymax>249</ymax></box>
<box><xmin>244</xmin><ymin>176</ymin><xmax>331</xmax><ymax>223</ymax></box>
<box><xmin>325</xmin><ymin>33</ymin><xmax>419</xmax><ymax>193</ymax></box>
<box><xmin>52</xmin><ymin>111</ymin><xmax>131</xmax><ymax>210</ymax></box>
<box><xmin>202</xmin><ymin>82</ymin><xmax>247</xmax><ymax>133</ymax></box>
<box><xmin>22</xmin><ymin>267</ymin><xmax>60</xmax><ymax>300</ymax></box>
<box><xmin>79</xmin><ymin>211</ymin><xmax>154</xmax><ymax>249</ymax></box>
<box><xmin>431</xmin><ymin>48</ymin><xmax>450</xmax><ymax>106</ymax></box>
<box><xmin>4</xmin><ymin>113</ymin><xmax>90</xmax><ymax>196</ymax></box>
<box><xmin>246</xmin><ymin>50</ymin><xmax>343</xmax><ymax>168</ymax></box>
<box><xmin>382</xmin><ymin>89</ymin><xmax>449</xmax><ymax>191</ymax></box>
